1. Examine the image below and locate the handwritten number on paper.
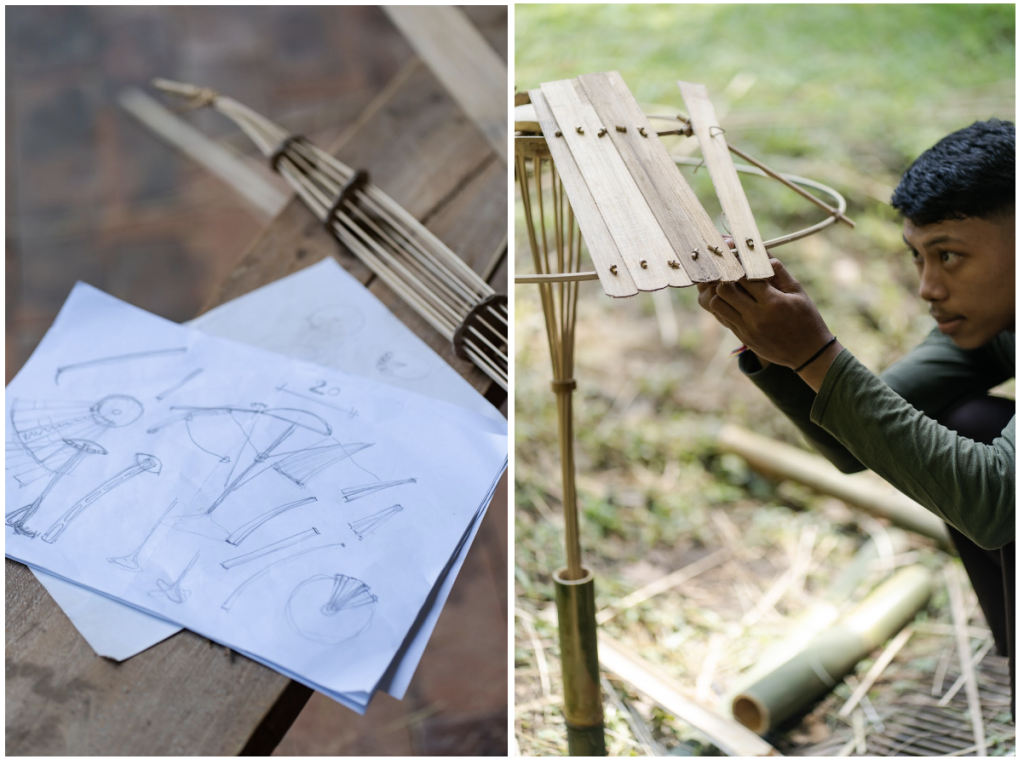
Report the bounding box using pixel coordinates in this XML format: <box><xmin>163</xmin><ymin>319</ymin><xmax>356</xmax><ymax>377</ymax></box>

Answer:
<box><xmin>309</xmin><ymin>381</ymin><xmax>341</xmax><ymax>397</ymax></box>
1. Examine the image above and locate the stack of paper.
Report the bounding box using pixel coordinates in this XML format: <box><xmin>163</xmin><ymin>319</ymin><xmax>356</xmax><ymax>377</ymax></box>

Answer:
<box><xmin>6</xmin><ymin>259</ymin><xmax>507</xmax><ymax>713</ymax></box>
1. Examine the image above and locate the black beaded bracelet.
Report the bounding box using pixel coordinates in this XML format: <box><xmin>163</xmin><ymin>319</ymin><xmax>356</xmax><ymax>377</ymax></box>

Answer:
<box><xmin>793</xmin><ymin>336</ymin><xmax>837</xmax><ymax>373</ymax></box>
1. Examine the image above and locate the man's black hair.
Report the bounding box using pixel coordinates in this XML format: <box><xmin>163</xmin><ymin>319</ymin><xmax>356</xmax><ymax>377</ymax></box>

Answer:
<box><xmin>890</xmin><ymin>118</ymin><xmax>1014</xmax><ymax>226</ymax></box>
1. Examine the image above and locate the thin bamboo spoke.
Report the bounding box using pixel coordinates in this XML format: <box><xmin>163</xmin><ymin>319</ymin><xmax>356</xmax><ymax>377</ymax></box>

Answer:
<box><xmin>155</xmin><ymin>80</ymin><xmax>507</xmax><ymax>389</ymax></box>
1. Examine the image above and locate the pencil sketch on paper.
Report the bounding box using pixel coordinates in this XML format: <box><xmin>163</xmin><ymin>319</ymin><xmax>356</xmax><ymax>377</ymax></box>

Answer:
<box><xmin>6</xmin><ymin>395</ymin><xmax>143</xmax><ymax>487</ymax></box>
<box><xmin>146</xmin><ymin>404</ymin><xmax>371</xmax><ymax>539</ymax></box>
<box><xmin>55</xmin><ymin>347</ymin><xmax>188</xmax><ymax>385</ymax></box>
<box><xmin>41</xmin><ymin>452</ymin><xmax>162</xmax><ymax>544</ymax></box>
<box><xmin>150</xmin><ymin>550</ymin><xmax>200</xmax><ymax>604</ymax></box>
<box><xmin>274</xmin><ymin>442</ymin><xmax>372</xmax><ymax>487</ymax></box>
<box><xmin>275</xmin><ymin>382</ymin><xmax>358</xmax><ymax>418</ymax></box>
<box><xmin>341</xmin><ymin>478</ymin><xmax>416</xmax><ymax>502</ymax></box>
<box><xmin>108</xmin><ymin>498</ymin><xmax>179</xmax><ymax>572</ymax></box>
<box><xmin>376</xmin><ymin>350</ymin><xmax>431</xmax><ymax>381</ymax></box>
<box><xmin>226</xmin><ymin>496</ymin><xmax>317</xmax><ymax>546</ymax></box>
<box><xmin>348</xmin><ymin>504</ymin><xmax>403</xmax><ymax>540</ymax></box>
<box><xmin>156</xmin><ymin>368</ymin><xmax>204</xmax><ymax>401</ymax></box>
<box><xmin>220</xmin><ymin>527</ymin><xmax>320</xmax><ymax>569</ymax></box>
<box><xmin>221</xmin><ymin>543</ymin><xmax>346</xmax><ymax>611</ymax></box>
<box><xmin>286</xmin><ymin>573</ymin><xmax>377</xmax><ymax>644</ymax></box>
<box><xmin>293</xmin><ymin>304</ymin><xmax>366</xmax><ymax>363</ymax></box>
<box><xmin>6</xmin><ymin>438</ymin><xmax>108</xmax><ymax>537</ymax></box>
<box><xmin>306</xmin><ymin>304</ymin><xmax>365</xmax><ymax>340</ymax></box>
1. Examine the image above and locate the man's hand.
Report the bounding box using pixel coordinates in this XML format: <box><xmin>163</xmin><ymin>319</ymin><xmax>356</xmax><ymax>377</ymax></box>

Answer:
<box><xmin>696</xmin><ymin>244</ymin><xmax>843</xmax><ymax>389</ymax></box>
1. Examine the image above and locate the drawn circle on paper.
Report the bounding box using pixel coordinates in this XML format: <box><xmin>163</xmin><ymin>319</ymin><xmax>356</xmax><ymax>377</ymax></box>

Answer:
<box><xmin>286</xmin><ymin>574</ymin><xmax>376</xmax><ymax>644</ymax></box>
<box><xmin>375</xmin><ymin>350</ymin><xmax>431</xmax><ymax>381</ymax></box>
<box><xmin>91</xmin><ymin>395</ymin><xmax>144</xmax><ymax>428</ymax></box>
<box><xmin>306</xmin><ymin>304</ymin><xmax>365</xmax><ymax>340</ymax></box>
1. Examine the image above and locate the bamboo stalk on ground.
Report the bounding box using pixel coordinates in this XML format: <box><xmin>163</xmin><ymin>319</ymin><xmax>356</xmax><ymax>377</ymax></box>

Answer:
<box><xmin>716</xmin><ymin>424</ymin><xmax>952</xmax><ymax>547</ymax></box>
<box><xmin>721</xmin><ymin>529</ymin><xmax>909</xmax><ymax>716</ymax></box>
<box><xmin>153</xmin><ymin>79</ymin><xmax>507</xmax><ymax>391</ymax></box>
<box><xmin>731</xmin><ymin>565</ymin><xmax>934</xmax><ymax>734</ymax></box>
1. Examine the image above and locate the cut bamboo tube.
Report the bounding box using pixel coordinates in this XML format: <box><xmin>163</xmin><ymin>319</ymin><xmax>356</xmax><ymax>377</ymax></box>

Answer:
<box><xmin>722</xmin><ymin>529</ymin><xmax>909</xmax><ymax>714</ymax></box>
<box><xmin>555</xmin><ymin>569</ymin><xmax>606</xmax><ymax>755</ymax></box>
<box><xmin>732</xmin><ymin>565</ymin><xmax>934</xmax><ymax>734</ymax></box>
<box><xmin>716</xmin><ymin>424</ymin><xmax>952</xmax><ymax>547</ymax></box>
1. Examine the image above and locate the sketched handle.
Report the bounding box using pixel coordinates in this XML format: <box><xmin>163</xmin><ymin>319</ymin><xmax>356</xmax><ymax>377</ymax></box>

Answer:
<box><xmin>42</xmin><ymin>454</ymin><xmax>161</xmax><ymax>544</ymax></box>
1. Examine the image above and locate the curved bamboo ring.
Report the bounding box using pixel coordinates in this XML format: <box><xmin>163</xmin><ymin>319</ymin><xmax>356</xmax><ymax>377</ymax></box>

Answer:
<box><xmin>514</xmin><ymin>142</ymin><xmax>850</xmax><ymax>286</ymax></box>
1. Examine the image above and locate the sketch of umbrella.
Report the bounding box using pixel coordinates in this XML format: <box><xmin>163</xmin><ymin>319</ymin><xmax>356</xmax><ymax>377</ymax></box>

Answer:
<box><xmin>41</xmin><ymin>453</ymin><xmax>162</xmax><ymax>544</ymax></box>
<box><xmin>6</xmin><ymin>438</ymin><xmax>108</xmax><ymax>538</ymax></box>
<box><xmin>150</xmin><ymin>405</ymin><xmax>370</xmax><ymax>538</ymax></box>
<box><xmin>6</xmin><ymin>395</ymin><xmax>142</xmax><ymax>487</ymax></box>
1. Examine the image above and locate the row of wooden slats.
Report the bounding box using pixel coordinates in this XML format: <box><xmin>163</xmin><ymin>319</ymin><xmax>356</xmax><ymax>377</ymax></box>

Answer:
<box><xmin>530</xmin><ymin>71</ymin><xmax>773</xmax><ymax>298</ymax></box>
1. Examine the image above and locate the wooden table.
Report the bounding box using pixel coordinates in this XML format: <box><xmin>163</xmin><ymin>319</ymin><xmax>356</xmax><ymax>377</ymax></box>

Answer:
<box><xmin>5</xmin><ymin>8</ymin><xmax>507</xmax><ymax>755</ymax></box>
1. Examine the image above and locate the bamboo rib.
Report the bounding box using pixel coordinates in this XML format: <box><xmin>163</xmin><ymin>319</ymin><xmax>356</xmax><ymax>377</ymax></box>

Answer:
<box><xmin>154</xmin><ymin>80</ymin><xmax>506</xmax><ymax>391</ymax></box>
<box><xmin>517</xmin><ymin>148</ymin><xmax>584</xmax><ymax>578</ymax></box>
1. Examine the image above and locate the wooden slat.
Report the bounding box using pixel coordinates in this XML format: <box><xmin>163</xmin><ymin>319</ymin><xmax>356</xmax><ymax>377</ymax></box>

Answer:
<box><xmin>598</xmin><ymin>631</ymin><xmax>779</xmax><ymax>757</ymax></box>
<box><xmin>678</xmin><ymin>82</ymin><xmax>774</xmax><ymax>280</ymax></box>
<box><xmin>577</xmin><ymin>72</ymin><xmax>744</xmax><ymax>283</ymax></box>
<box><xmin>528</xmin><ymin>90</ymin><xmax>637</xmax><ymax>298</ymax></box>
<box><xmin>539</xmin><ymin>78</ymin><xmax>688</xmax><ymax>293</ymax></box>
<box><xmin>383</xmin><ymin>6</ymin><xmax>507</xmax><ymax>165</ymax></box>
<box><xmin>6</xmin><ymin>13</ymin><xmax>507</xmax><ymax>752</ymax></box>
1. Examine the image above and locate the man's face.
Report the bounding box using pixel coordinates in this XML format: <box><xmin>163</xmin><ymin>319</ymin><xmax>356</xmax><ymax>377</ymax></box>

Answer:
<box><xmin>903</xmin><ymin>214</ymin><xmax>1015</xmax><ymax>349</ymax></box>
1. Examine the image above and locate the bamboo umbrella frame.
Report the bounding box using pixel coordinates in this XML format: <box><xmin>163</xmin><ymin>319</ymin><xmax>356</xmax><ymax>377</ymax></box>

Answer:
<box><xmin>514</xmin><ymin>116</ymin><xmax>850</xmax><ymax>755</ymax></box>
<box><xmin>516</xmin><ymin>135</ymin><xmax>604</xmax><ymax>756</ymax></box>
<box><xmin>155</xmin><ymin>79</ymin><xmax>507</xmax><ymax>391</ymax></box>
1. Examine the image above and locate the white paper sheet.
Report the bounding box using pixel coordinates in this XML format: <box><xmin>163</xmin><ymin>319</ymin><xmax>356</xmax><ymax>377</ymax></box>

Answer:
<box><xmin>6</xmin><ymin>281</ymin><xmax>507</xmax><ymax>702</ymax></box>
<box><xmin>29</xmin><ymin>259</ymin><xmax>505</xmax><ymax>704</ymax></box>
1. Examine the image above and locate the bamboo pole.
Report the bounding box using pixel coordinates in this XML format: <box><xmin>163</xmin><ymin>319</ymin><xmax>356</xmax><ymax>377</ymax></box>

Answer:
<box><xmin>716</xmin><ymin>424</ymin><xmax>953</xmax><ymax>547</ymax></box>
<box><xmin>732</xmin><ymin>565</ymin><xmax>934</xmax><ymax>734</ymax></box>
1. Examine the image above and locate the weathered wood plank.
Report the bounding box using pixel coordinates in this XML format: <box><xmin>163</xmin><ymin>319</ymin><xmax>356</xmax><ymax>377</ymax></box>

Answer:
<box><xmin>383</xmin><ymin>6</ymin><xmax>507</xmax><ymax>164</ymax></box>
<box><xmin>6</xmin><ymin>9</ymin><xmax>507</xmax><ymax>753</ymax></box>
<box><xmin>6</xmin><ymin>557</ymin><xmax>295</xmax><ymax>756</ymax></box>
<box><xmin>578</xmin><ymin>71</ymin><xmax>744</xmax><ymax>283</ymax></box>
<box><xmin>677</xmin><ymin>82</ymin><xmax>773</xmax><ymax>279</ymax></box>
<box><xmin>540</xmin><ymin>78</ymin><xmax>688</xmax><ymax>292</ymax></box>
<box><xmin>527</xmin><ymin>90</ymin><xmax>637</xmax><ymax>298</ymax></box>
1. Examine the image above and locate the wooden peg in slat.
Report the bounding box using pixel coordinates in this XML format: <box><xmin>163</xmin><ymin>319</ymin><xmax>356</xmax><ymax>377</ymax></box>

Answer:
<box><xmin>577</xmin><ymin>71</ymin><xmax>745</xmax><ymax>284</ymax></box>
<box><xmin>540</xmin><ymin>79</ymin><xmax>690</xmax><ymax>293</ymax></box>
<box><xmin>530</xmin><ymin>90</ymin><xmax>639</xmax><ymax>298</ymax></box>
<box><xmin>678</xmin><ymin>81</ymin><xmax>774</xmax><ymax>280</ymax></box>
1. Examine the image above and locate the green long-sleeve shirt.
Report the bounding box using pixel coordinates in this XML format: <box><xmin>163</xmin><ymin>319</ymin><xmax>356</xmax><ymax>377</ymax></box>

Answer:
<box><xmin>740</xmin><ymin>328</ymin><xmax>1015</xmax><ymax>550</ymax></box>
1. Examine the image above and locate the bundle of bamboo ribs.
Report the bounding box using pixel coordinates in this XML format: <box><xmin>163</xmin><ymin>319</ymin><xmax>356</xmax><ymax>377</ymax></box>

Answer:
<box><xmin>154</xmin><ymin>79</ymin><xmax>508</xmax><ymax>391</ymax></box>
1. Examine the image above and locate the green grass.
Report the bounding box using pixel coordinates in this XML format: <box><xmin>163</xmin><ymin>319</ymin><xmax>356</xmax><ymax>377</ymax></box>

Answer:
<box><xmin>516</xmin><ymin>4</ymin><xmax>1014</xmax><ymax>166</ymax></box>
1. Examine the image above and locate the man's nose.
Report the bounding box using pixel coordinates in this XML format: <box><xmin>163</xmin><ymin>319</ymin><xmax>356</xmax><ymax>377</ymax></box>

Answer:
<box><xmin>918</xmin><ymin>263</ymin><xmax>949</xmax><ymax>302</ymax></box>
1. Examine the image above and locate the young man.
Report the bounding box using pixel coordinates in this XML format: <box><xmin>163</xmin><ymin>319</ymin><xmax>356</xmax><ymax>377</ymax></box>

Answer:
<box><xmin>697</xmin><ymin>119</ymin><xmax>1014</xmax><ymax>705</ymax></box>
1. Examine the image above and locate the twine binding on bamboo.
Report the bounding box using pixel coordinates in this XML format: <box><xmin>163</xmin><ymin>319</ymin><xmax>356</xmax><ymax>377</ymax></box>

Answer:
<box><xmin>154</xmin><ymin>79</ymin><xmax>507</xmax><ymax>391</ymax></box>
<box><xmin>324</xmin><ymin>169</ymin><xmax>370</xmax><ymax>230</ymax></box>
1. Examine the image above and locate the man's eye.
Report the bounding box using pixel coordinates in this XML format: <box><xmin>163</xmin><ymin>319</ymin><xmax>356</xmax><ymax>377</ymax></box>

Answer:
<box><xmin>940</xmin><ymin>251</ymin><xmax>960</xmax><ymax>265</ymax></box>
<box><xmin>909</xmin><ymin>249</ymin><xmax>922</xmax><ymax>263</ymax></box>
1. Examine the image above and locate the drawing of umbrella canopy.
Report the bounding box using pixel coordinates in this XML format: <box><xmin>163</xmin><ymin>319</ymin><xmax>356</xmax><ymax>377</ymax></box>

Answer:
<box><xmin>6</xmin><ymin>396</ymin><xmax>144</xmax><ymax>488</ymax></box>
<box><xmin>147</xmin><ymin>404</ymin><xmax>371</xmax><ymax>539</ymax></box>
<box><xmin>286</xmin><ymin>574</ymin><xmax>378</xmax><ymax>644</ymax></box>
